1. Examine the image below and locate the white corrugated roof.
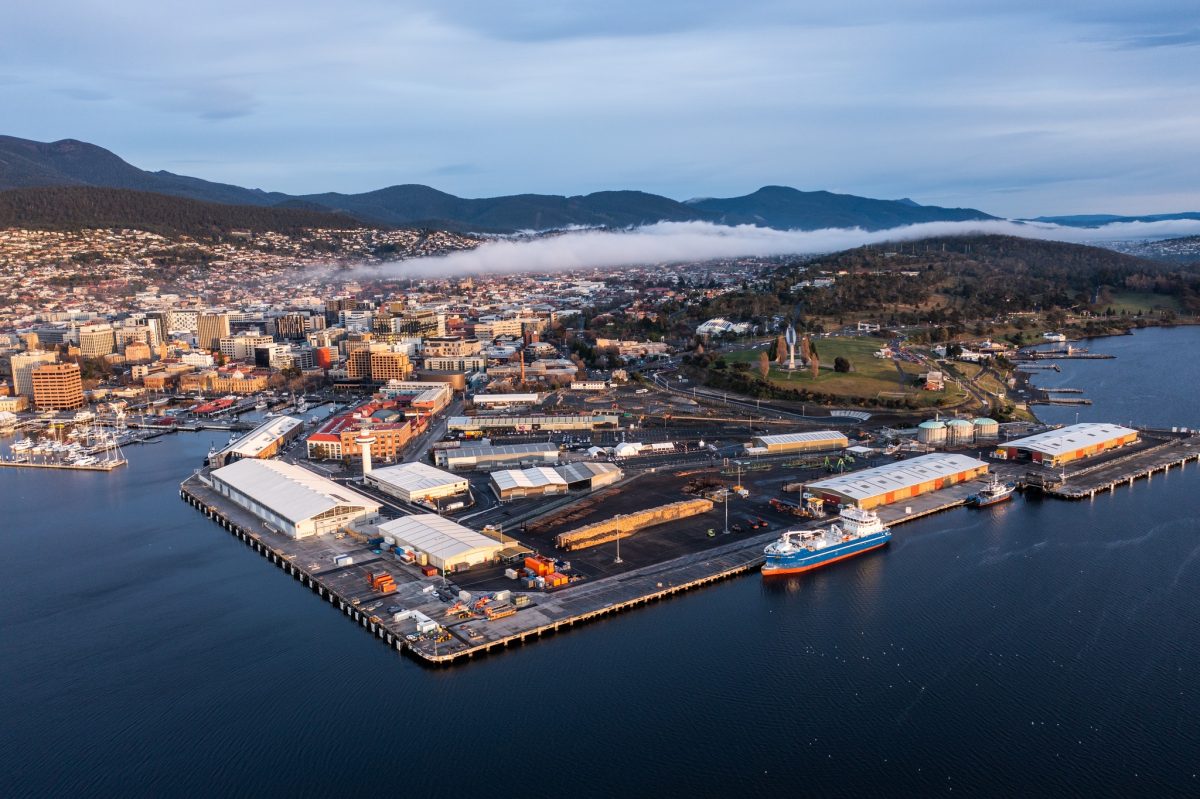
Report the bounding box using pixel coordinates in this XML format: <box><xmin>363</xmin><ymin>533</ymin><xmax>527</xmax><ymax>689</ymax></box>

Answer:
<box><xmin>555</xmin><ymin>461</ymin><xmax>621</xmax><ymax>483</ymax></box>
<box><xmin>754</xmin><ymin>431</ymin><xmax>848</xmax><ymax>447</ymax></box>
<box><xmin>211</xmin><ymin>459</ymin><xmax>380</xmax><ymax>524</ymax></box>
<box><xmin>490</xmin><ymin>467</ymin><xmax>567</xmax><ymax>491</ymax></box>
<box><xmin>369</xmin><ymin>462</ymin><xmax>467</xmax><ymax>493</ymax></box>
<box><xmin>1001</xmin><ymin>423</ymin><xmax>1136</xmax><ymax>457</ymax></box>
<box><xmin>451</xmin><ymin>442</ymin><xmax>560</xmax><ymax>458</ymax></box>
<box><xmin>377</xmin><ymin>514</ymin><xmax>502</xmax><ymax>560</ymax></box>
<box><xmin>807</xmin><ymin>453</ymin><xmax>987</xmax><ymax>501</ymax></box>
<box><xmin>222</xmin><ymin>416</ymin><xmax>303</xmax><ymax>458</ymax></box>
<box><xmin>473</xmin><ymin>393</ymin><xmax>541</xmax><ymax>404</ymax></box>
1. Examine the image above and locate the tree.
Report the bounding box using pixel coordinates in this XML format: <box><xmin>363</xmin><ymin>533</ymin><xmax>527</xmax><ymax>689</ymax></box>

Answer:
<box><xmin>834</xmin><ymin>356</ymin><xmax>851</xmax><ymax>373</ymax></box>
<box><xmin>758</xmin><ymin>350</ymin><xmax>771</xmax><ymax>380</ymax></box>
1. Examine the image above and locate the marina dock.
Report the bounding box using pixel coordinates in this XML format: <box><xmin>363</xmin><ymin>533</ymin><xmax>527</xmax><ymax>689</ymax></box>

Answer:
<box><xmin>0</xmin><ymin>457</ymin><xmax>126</xmax><ymax>471</ymax></box>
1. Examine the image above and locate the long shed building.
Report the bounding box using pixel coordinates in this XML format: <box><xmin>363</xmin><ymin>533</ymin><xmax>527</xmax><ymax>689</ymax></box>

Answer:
<box><xmin>211</xmin><ymin>415</ymin><xmax>304</xmax><ymax>468</ymax></box>
<box><xmin>805</xmin><ymin>453</ymin><xmax>989</xmax><ymax>510</ymax></box>
<box><xmin>377</xmin><ymin>514</ymin><xmax>504</xmax><ymax>571</ymax></box>
<box><xmin>435</xmin><ymin>442</ymin><xmax>560</xmax><ymax>470</ymax></box>
<box><xmin>746</xmin><ymin>431</ymin><xmax>849</xmax><ymax>456</ymax></box>
<box><xmin>490</xmin><ymin>461</ymin><xmax>623</xmax><ymax>500</ymax></box>
<box><xmin>993</xmin><ymin>423</ymin><xmax>1138</xmax><ymax>468</ymax></box>
<box><xmin>208</xmin><ymin>459</ymin><xmax>381</xmax><ymax>539</ymax></box>
<box><xmin>366</xmin><ymin>462</ymin><xmax>470</xmax><ymax>505</ymax></box>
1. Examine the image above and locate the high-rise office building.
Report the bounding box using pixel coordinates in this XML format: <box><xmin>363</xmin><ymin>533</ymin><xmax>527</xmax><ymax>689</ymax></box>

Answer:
<box><xmin>197</xmin><ymin>313</ymin><xmax>232</xmax><ymax>351</ymax></box>
<box><xmin>11</xmin><ymin>351</ymin><xmax>58</xmax><ymax>396</ymax></box>
<box><xmin>31</xmin><ymin>363</ymin><xmax>84</xmax><ymax>409</ymax></box>
<box><xmin>79</xmin><ymin>324</ymin><xmax>116</xmax><ymax>358</ymax></box>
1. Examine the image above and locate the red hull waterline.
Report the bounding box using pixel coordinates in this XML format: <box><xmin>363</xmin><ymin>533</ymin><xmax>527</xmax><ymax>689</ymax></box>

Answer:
<box><xmin>761</xmin><ymin>541</ymin><xmax>889</xmax><ymax>577</ymax></box>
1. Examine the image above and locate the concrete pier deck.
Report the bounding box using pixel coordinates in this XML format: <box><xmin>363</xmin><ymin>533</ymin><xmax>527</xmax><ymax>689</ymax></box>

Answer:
<box><xmin>178</xmin><ymin>440</ymin><xmax>1197</xmax><ymax>666</ymax></box>
<box><xmin>1040</xmin><ymin>437</ymin><xmax>1200</xmax><ymax>500</ymax></box>
<box><xmin>178</xmin><ymin>466</ymin><xmax>1008</xmax><ymax>666</ymax></box>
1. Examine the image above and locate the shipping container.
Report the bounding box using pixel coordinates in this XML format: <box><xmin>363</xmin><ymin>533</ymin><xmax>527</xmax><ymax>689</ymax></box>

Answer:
<box><xmin>513</xmin><ymin>595</ymin><xmax>531</xmax><ymax>607</ymax></box>
<box><xmin>504</xmin><ymin>568</ymin><xmax>519</xmax><ymax>580</ymax></box>
<box><xmin>333</xmin><ymin>554</ymin><xmax>354</xmax><ymax>566</ymax></box>
<box><xmin>524</xmin><ymin>555</ymin><xmax>555</xmax><ymax>576</ymax></box>
<box><xmin>458</xmin><ymin>590</ymin><xmax>472</xmax><ymax>602</ymax></box>
<box><xmin>493</xmin><ymin>590</ymin><xmax>512</xmax><ymax>602</ymax></box>
<box><xmin>420</xmin><ymin>565</ymin><xmax>438</xmax><ymax>577</ymax></box>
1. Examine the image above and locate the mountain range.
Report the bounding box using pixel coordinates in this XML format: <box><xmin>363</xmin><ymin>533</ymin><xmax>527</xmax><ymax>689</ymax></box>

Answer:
<box><xmin>0</xmin><ymin>135</ymin><xmax>998</xmax><ymax>233</ymax></box>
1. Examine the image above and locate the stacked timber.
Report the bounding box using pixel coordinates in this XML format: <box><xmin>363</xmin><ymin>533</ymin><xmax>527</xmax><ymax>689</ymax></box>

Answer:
<box><xmin>555</xmin><ymin>498</ymin><xmax>714</xmax><ymax>550</ymax></box>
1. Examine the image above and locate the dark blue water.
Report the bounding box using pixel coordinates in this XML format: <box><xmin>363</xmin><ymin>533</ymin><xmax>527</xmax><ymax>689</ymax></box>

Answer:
<box><xmin>4</xmin><ymin>328</ymin><xmax>1200</xmax><ymax>797</ymax></box>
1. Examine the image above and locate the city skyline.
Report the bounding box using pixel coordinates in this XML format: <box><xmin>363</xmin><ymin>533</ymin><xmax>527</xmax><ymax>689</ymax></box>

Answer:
<box><xmin>4</xmin><ymin>1</ymin><xmax>1198</xmax><ymax>216</ymax></box>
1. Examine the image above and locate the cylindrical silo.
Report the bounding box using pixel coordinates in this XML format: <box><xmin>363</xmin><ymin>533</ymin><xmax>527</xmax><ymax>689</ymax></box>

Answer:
<box><xmin>972</xmin><ymin>417</ymin><xmax>1000</xmax><ymax>441</ymax></box>
<box><xmin>946</xmin><ymin>418</ymin><xmax>974</xmax><ymax>446</ymax></box>
<box><xmin>917</xmin><ymin>420</ymin><xmax>947</xmax><ymax>445</ymax></box>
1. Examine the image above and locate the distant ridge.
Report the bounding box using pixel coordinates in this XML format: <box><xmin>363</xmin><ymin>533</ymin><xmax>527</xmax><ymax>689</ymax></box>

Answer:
<box><xmin>0</xmin><ymin>186</ymin><xmax>360</xmax><ymax>238</ymax></box>
<box><xmin>0</xmin><ymin>135</ymin><xmax>999</xmax><ymax>233</ymax></box>
<box><xmin>1029</xmin><ymin>212</ymin><xmax>1200</xmax><ymax>227</ymax></box>
<box><xmin>685</xmin><ymin>186</ymin><xmax>994</xmax><ymax>230</ymax></box>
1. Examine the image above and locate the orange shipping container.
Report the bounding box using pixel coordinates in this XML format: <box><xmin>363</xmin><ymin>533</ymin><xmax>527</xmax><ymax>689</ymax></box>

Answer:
<box><xmin>525</xmin><ymin>556</ymin><xmax>554</xmax><ymax>576</ymax></box>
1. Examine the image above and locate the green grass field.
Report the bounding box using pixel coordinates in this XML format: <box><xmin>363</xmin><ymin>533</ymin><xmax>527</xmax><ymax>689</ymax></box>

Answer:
<box><xmin>725</xmin><ymin>336</ymin><xmax>966</xmax><ymax>405</ymax></box>
<box><xmin>1100</xmin><ymin>291</ymin><xmax>1181</xmax><ymax>316</ymax></box>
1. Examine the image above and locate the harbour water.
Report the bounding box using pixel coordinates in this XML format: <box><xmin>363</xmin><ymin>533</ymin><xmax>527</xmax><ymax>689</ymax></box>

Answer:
<box><xmin>3</xmin><ymin>328</ymin><xmax>1200</xmax><ymax>796</ymax></box>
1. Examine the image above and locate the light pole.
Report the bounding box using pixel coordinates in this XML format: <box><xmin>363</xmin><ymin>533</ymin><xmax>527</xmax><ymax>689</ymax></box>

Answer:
<box><xmin>724</xmin><ymin>487</ymin><xmax>730</xmax><ymax>534</ymax></box>
<box><xmin>614</xmin><ymin>529</ymin><xmax>623</xmax><ymax>564</ymax></box>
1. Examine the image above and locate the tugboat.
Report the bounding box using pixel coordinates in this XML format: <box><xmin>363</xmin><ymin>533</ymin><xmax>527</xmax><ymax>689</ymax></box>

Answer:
<box><xmin>762</xmin><ymin>506</ymin><xmax>891</xmax><ymax>576</ymax></box>
<box><xmin>966</xmin><ymin>475</ymin><xmax>1016</xmax><ymax>508</ymax></box>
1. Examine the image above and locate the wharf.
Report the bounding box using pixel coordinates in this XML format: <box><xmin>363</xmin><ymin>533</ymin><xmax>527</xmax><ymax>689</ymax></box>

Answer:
<box><xmin>1032</xmin><ymin>397</ymin><xmax>1092</xmax><ymax>406</ymax></box>
<box><xmin>179</xmin><ymin>464</ymin><xmax>1020</xmax><ymax>666</ymax></box>
<box><xmin>1017</xmin><ymin>351</ymin><xmax>1114</xmax><ymax>360</ymax></box>
<box><xmin>1037</xmin><ymin>437</ymin><xmax>1200</xmax><ymax>500</ymax></box>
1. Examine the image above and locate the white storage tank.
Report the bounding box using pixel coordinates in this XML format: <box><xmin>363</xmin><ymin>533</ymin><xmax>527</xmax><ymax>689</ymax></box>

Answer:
<box><xmin>917</xmin><ymin>420</ymin><xmax>947</xmax><ymax>445</ymax></box>
<box><xmin>973</xmin><ymin>417</ymin><xmax>1000</xmax><ymax>441</ymax></box>
<box><xmin>946</xmin><ymin>418</ymin><xmax>974</xmax><ymax>446</ymax></box>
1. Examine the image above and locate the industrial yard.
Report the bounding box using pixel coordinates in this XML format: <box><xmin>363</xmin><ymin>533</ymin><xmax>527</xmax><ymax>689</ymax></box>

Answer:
<box><xmin>180</xmin><ymin>411</ymin><xmax>1200</xmax><ymax>666</ymax></box>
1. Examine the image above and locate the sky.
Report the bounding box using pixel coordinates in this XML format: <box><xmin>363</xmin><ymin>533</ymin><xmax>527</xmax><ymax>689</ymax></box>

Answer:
<box><xmin>3</xmin><ymin>1</ymin><xmax>1199</xmax><ymax>217</ymax></box>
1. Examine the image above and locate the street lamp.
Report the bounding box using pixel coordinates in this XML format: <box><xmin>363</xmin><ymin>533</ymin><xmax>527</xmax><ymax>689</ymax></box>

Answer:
<box><xmin>724</xmin><ymin>487</ymin><xmax>730</xmax><ymax>534</ymax></box>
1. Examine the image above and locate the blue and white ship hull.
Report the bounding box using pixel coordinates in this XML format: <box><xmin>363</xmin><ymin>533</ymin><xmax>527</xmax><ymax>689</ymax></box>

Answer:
<box><xmin>762</xmin><ymin>530</ymin><xmax>891</xmax><ymax>575</ymax></box>
<box><xmin>762</xmin><ymin>505</ymin><xmax>891</xmax><ymax>577</ymax></box>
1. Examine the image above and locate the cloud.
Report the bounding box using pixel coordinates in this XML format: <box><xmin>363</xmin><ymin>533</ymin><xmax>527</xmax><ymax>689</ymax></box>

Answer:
<box><xmin>362</xmin><ymin>219</ymin><xmax>1200</xmax><ymax>278</ymax></box>
<box><xmin>2</xmin><ymin>1</ymin><xmax>1198</xmax><ymax>214</ymax></box>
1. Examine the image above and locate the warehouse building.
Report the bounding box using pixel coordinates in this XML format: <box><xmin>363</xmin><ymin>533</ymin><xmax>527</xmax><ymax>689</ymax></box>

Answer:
<box><xmin>555</xmin><ymin>461</ymin><xmax>623</xmax><ymax>490</ymax></box>
<box><xmin>805</xmin><ymin>453</ymin><xmax>989</xmax><ymax>510</ymax></box>
<box><xmin>490</xmin><ymin>467</ymin><xmax>568</xmax><ymax>500</ymax></box>
<box><xmin>366</xmin><ymin>462</ymin><xmax>469</xmax><ymax>505</ymax></box>
<box><xmin>471</xmin><ymin>393</ymin><xmax>542</xmax><ymax>409</ymax></box>
<box><xmin>994</xmin><ymin>423</ymin><xmax>1138</xmax><ymax>468</ymax></box>
<box><xmin>208</xmin><ymin>459</ymin><xmax>381</xmax><ymax>539</ymax></box>
<box><xmin>435</xmin><ymin>442</ymin><xmax>560</xmax><ymax>471</ymax></box>
<box><xmin>377</xmin><ymin>514</ymin><xmax>503</xmax><ymax>571</ymax></box>
<box><xmin>491</xmin><ymin>461</ymin><xmax>623</xmax><ymax>501</ymax></box>
<box><xmin>447</xmin><ymin>414</ymin><xmax>619</xmax><ymax>433</ymax></box>
<box><xmin>745</xmin><ymin>430</ymin><xmax>849</xmax><ymax>456</ymax></box>
<box><xmin>211</xmin><ymin>415</ymin><xmax>304</xmax><ymax>468</ymax></box>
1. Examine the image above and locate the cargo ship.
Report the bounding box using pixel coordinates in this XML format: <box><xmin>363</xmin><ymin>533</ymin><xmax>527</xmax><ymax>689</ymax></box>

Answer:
<box><xmin>762</xmin><ymin>506</ymin><xmax>891</xmax><ymax>577</ymax></box>
<box><xmin>966</xmin><ymin>476</ymin><xmax>1016</xmax><ymax>508</ymax></box>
